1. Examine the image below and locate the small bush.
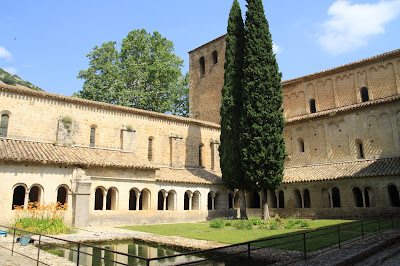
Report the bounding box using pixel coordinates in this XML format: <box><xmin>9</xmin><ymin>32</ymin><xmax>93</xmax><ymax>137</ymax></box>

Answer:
<box><xmin>210</xmin><ymin>218</ymin><xmax>225</xmax><ymax>229</ymax></box>
<box><xmin>274</xmin><ymin>213</ymin><xmax>282</xmax><ymax>223</ymax></box>
<box><xmin>234</xmin><ymin>220</ymin><xmax>253</xmax><ymax>230</ymax></box>
<box><xmin>225</xmin><ymin>221</ymin><xmax>232</xmax><ymax>227</ymax></box>
<box><xmin>61</xmin><ymin>116</ymin><xmax>73</xmax><ymax>130</ymax></box>
<box><xmin>126</xmin><ymin>124</ymin><xmax>134</xmax><ymax>132</ymax></box>
<box><xmin>249</xmin><ymin>217</ymin><xmax>264</xmax><ymax>226</ymax></box>
<box><xmin>2</xmin><ymin>76</ymin><xmax>16</xmax><ymax>85</ymax></box>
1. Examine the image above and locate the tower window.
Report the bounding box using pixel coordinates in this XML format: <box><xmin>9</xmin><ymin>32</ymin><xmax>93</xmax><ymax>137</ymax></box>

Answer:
<box><xmin>199</xmin><ymin>57</ymin><xmax>205</xmax><ymax>77</ymax></box>
<box><xmin>309</xmin><ymin>99</ymin><xmax>316</xmax><ymax>113</ymax></box>
<box><xmin>361</xmin><ymin>87</ymin><xmax>369</xmax><ymax>102</ymax></box>
<box><xmin>199</xmin><ymin>144</ymin><xmax>204</xmax><ymax>167</ymax></box>
<box><xmin>356</xmin><ymin>139</ymin><xmax>364</xmax><ymax>159</ymax></box>
<box><xmin>212</xmin><ymin>51</ymin><xmax>218</xmax><ymax>65</ymax></box>
<box><xmin>297</xmin><ymin>138</ymin><xmax>305</xmax><ymax>153</ymax></box>
<box><xmin>148</xmin><ymin>138</ymin><xmax>153</xmax><ymax>161</ymax></box>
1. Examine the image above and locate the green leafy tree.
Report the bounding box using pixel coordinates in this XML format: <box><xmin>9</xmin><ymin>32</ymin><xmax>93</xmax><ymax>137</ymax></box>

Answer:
<box><xmin>219</xmin><ymin>0</ymin><xmax>249</xmax><ymax>219</ymax></box>
<box><xmin>240</xmin><ymin>0</ymin><xmax>286</xmax><ymax>220</ymax></box>
<box><xmin>75</xmin><ymin>29</ymin><xmax>188</xmax><ymax>116</ymax></box>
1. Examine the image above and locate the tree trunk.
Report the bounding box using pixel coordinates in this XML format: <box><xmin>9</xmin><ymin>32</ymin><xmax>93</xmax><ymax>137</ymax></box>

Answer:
<box><xmin>238</xmin><ymin>189</ymin><xmax>248</xmax><ymax>220</ymax></box>
<box><xmin>260</xmin><ymin>189</ymin><xmax>270</xmax><ymax>220</ymax></box>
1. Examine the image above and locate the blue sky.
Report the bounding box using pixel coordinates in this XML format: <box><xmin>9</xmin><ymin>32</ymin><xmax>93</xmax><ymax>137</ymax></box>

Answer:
<box><xmin>1</xmin><ymin>0</ymin><xmax>399</xmax><ymax>96</ymax></box>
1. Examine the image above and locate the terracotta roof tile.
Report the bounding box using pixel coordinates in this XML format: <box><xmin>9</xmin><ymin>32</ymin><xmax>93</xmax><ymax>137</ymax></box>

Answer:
<box><xmin>283</xmin><ymin>157</ymin><xmax>400</xmax><ymax>183</ymax></box>
<box><xmin>156</xmin><ymin>167</ymin><xmax>223</xmax><ymax>185</ymax></box>
<box><xmin>0</xmin><ymin>138</ymin><xmax>158</xmax><ymax>170</ymax></box>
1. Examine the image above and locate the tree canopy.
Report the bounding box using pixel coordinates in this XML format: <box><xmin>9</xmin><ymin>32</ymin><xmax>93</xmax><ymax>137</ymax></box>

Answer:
<box><xmin>75</xmin><ymin>29</ymin><xmax>189</xmax><ymax>117</ymax></box>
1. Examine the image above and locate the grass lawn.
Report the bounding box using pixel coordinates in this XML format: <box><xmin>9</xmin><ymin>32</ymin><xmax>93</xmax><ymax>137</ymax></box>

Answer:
<box><xmin>119</xmin><ymin>219</ymin><xmax>397</xmax><ymax>252</ymax></box>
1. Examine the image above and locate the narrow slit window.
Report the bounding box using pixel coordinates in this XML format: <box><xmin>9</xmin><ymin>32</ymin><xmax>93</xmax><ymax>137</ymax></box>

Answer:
<box><xmin>212</xmin><ymin>51</ymin><xmax>218</xmax><ymax>65</ymax></box>
<box><xmin>361</xmin><ymin>87</ymin><xmax>369</xmax><ymax>102</ymax></box>
<box><xmin>199</xmin><ymin>144</ymin><xmax>203</xmax><ymax>167</ymax></box>
<box><xmin>0</xmin><ymin>114</ymin><xmax>9</xmax><ymax>138</ymax></box>
<box><xmin>148</xmin><ymin>138</ymin><xmax>153</xmax><ymax>161</ymax></box>
<box><xmin>356</xmin><ymin>139</ymin><xmax>364</xmax><ymax>159</ymax></box>
<box><xmin>309</xmin><ymin>99</ymin><xmax>316</xmax><ymax>113</ymax></box>
<box><xmin>199</xmin><ymin>57</ymin><xmax>205</xmax><ymax>77</ymax></box>
<box><xmin>90</xmin><ymin>127</ymin><xmax>96</xmax><ymax>147</ymax></box>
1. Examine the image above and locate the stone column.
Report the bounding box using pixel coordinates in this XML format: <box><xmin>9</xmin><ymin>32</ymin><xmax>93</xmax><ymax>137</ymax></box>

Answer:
<box><xmin>189</xmin><ymin>193</ymin><xmax>193</xmax><ymax>211</ymax></box>
<box><xmin>301</xmin><ymin>191</ymin><xmax>305</xmax><ymax>208</ymax></box>
<box><xmin>276</xmin><ymin>191</ymin><xmax>279</xmax><ymax>209</ymax></box>
<box><xmin>136</xmin><ymin>192</ymin><xmax>141</xmax><ymax>211</ymax></box>
<box><xmin>163</xmin><ymin>192</ymin><xmax>167</xmax><ymax>211</ymax></box>
<box><xmin>102</xmin><ymin>191</ymin><xmax>107</xmax><ymax>211</ymax></box>
<box><xmin>362</xmin><ymin>190</ymin><xmax>367</xmax><ymax>208</ymax></box>
<box><xmin>329</xmin><ymin>190</ymin><xmax>333</xmax><ymax>209</ymax></box>
<box><xmin>71</xmin><ymin>168</ymin><xmax>92</xmax><ymax>227</ymax></box>
<box><xmin>24</xmin><ymin>192</ymin><xmax>29</xmax><ymax>209</ymax></box>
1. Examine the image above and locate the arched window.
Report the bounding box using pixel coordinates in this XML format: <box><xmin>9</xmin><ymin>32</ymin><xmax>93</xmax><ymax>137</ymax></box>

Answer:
<box><xmin>148</xmin><ymin>138</ymin><xmax>153</xmax><ymax>161</ymax></box>
<box><xmin>297</xmin><ymin>138</ymin><xmax>305</xmax><ymax>153</ymax></box>
<box><xmin>352</xmin><ymin>187</ymin><xmax>363</xmax><ymax>207</ymax></box>
<box><xmin>304</xmin><ymin>189</ymin><xmax>311</xmax><ymax>208</ymax></box>
<box><xmin>199</xmin><ymin>56</ymin><xmax>205</xmax><ymax>77</ymax></box>
<box><xmin>388</xmin><ymin>185</ymin><xmax>400</xmax><ymax>207</ymax></box>
<box><xmin>309</xmin><ymin>99</ymin><xmax>316</xmax><ymax>113</ymax></box>
<box><xmin>12</xmin><ymin>185</ymin><xmax>26</xmax><ymax>209</ymax></box>
<box><xmin>106</xmin><ymin>188</ymin><xmax>117</xmax><ymax>210</ymax></box>
<box><xmin>360</xmin><ymin>87</ymin><xmax>369</xmax><ymax>102</ymax></box>
<box><xmin>199</xmin><ymin>144</ymin><xmax>204</xmax><ymax>167</ymax></box>
<box><xmin>57</xmin><ymin>186</ymin><xmax>68</xmax><ymax>205</ymax></box>
<box><xmin>294</xmin><ymin>189</ymin><xmax>302</xmax><ymax>208</ymax></box>
<box><xmin>167</xmin><ymin>190</ymin><xmax>176</xmax><ymax>211</ymax></box>
<box><xmin>129</xmin><ymin>189</ymin><xmax>137</xmax><ymax>210</ymax></box>
<box><xmin>139</xmin><ymin>189</ymin><xmax>151</xmax><ymax>210</ymax></box>
<box><xmin>207</xmin><ymin>192</ymin><xmax>213</xmax><ymax>210</ymax></box>
<box><xmin>278</xmin><ymin>191</ymin><xmax>285</xmax><ymax>208</ymax></box>
<box><xmin>364</xmin><ymin>187</ymin><xmax>373</xmax><ymax>207</ymax></box>
<box><xmin>90</xmin><ymin>127</ymin><xmax>96</xmax><ymax>147</ymax></box>
<box><xmin>0</xmin><ymin>114</ymin><xmax>9</xmax><ymax>138</ymax></box>
<box><xmin>247</xmin><ymin>191</ymin><xmax>260</xmax><ymax>208</ymax></box>
<box><xmin>94</xmin><ymin>188</ymin><xmax>103</xmax><ymax>210</ymax></box>
<box><xmin>332</xmin><ymin>187</ymin><xmax>341</xmax><ymax>208</ymax></box>
<box><xmin>228</xmin><ymin>193</ymin><xmax>234</xmax><ymax>209</ymax></box>
<box><xmin>184</xmin><ymin>191</ymin><xmax>190</xmax><ymax>210</ymax></box>
<box><xmin>29</xmin><ymin>185</ymin><xmax>42</xmax><ymax>205</ymax></box>
<box><xmin>157</xmin><ymin>191</ymin><xmax>165</xmax><ymax>210</ymax></box>
<box><xmin>356</xmin><ymin>139</ymin><xmax>365</xmax><ymax>159</ymax></box>
<box><xmin>192</xmin><ymin>191</ymin><xmax>201</xmax><ymax>210</ymax></box>
<box><xmin>212</xmin><ymin>51</ymin><xmax>218</xmax><ymax>65</ymax></box>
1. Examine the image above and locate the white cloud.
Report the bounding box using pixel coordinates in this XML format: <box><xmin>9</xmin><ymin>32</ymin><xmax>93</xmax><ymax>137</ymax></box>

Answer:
<box><xmin>318</xmin><ymin>0</ymin><xmax>400</xmax><ymax>54</ymax></box>
<box><xmin>0</xmin><ymin>47</ymin><xmax>12</xmax><ymax>61</ymax></box>
<box><xmin>3</xmin><ymin>67</ymin><xmax>17</xmax><ymax>75</ymax></box>
<box><xmin>273</xmin><ymin>42</ymin><xmax>282</xmax><ymax>54</ymax></box>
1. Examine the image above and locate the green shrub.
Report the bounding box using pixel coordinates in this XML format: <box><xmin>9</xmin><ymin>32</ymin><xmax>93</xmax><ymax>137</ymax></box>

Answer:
<box><xmin>234</xmin><ymin>220</ymin><xmax>253</xmax><ymax>230</ymax></box>
<box><xmin>249</xmin><ymin>217</ymin><xmax>264</xmax><ymax>226</ymax></box>
<box><xmin>210</xmin><ymin>218</ymin><xmax>225</xmax><ymax>229</ymax></box>
<box><xmin>61</xmin><ymin>116</ymin><xmax>73</xmax><ymax>131</ymax></box>
<box><xmin>2</xmin><ymin>76</ymin><xmax>16</xmax><ymax>85</ymax></box>
<box><xmin>225</xmin><ymin>221</ymin><xmax>232</xmax><ymax>227</ymax></box>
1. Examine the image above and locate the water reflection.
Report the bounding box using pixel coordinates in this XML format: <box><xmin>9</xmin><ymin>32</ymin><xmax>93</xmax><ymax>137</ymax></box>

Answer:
<box><xmin>46</xmin><ymin>240</ymin><xmax>204</xmax><ymax>265</ymax></box>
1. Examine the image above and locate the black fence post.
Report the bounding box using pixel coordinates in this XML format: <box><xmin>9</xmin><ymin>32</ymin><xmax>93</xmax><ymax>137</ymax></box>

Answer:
<box><xmin>303</xmin><ymin>233</ymin><xmax>307</xmax><ymax>261</ymax></box>
<box><xmin>77</xmin><ymin>243</ymin><xmax>80</xmax><ymax>266</ymax></box>
<box><xmin>37</xmin><ymin>234</ymin><xmax>42</xmax><ymax>266</ymax></box>
<box><xmin>338</xmin><ymin>225</ymin><xmax>341</xmax><ymax>249</ymax></box>
<box><xmin>248</xmin><ymin>243</ymin><xmax>251</xmax><ymax>259</ymax></box>
<box><xmin>361</xmin><ymin>220</ymin><xmax>364</xmax><ymax>239</ymax></box>
<box><xmin>12</xmin><ymin>228</ymin><xmax>16</xmax><ymax>256</ymax></box>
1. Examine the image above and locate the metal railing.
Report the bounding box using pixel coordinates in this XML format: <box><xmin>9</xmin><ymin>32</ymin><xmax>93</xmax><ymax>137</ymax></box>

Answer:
<box><xmin>0</xmin><ymin>215</ymin><xmax>398</xmax><ymax>265</ymax></box>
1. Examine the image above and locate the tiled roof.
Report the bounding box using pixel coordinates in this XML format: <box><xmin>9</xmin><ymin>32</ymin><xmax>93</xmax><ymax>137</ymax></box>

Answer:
<box><xmin>283</xmin><ymin>157</ymin><xmax>400</xmax><ymax>183</ymax></box>
<box><xmin>156</xmin><ymin>167</ymin><xmax>223</xmax><ymax>185</ymax></box>
<box><xmin>0</xmin><ymin>138</ymin><xmax>158</xmax><ymax>169</ymax></box>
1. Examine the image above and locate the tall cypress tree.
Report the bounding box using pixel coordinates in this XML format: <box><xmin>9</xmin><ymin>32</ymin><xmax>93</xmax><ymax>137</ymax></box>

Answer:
<box><xmin>241</xmin><ymin>0</ymin><xmax>286</xmax><ymax>220</ymax></box>
<box><xmin>219</xmin><ymin>0</ymin><xmax>249</xmax><ymax>219</ymax></box>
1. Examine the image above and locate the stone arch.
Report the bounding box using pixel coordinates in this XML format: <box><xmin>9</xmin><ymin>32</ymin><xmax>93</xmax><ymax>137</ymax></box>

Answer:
<box><xmin>129</xmin><ymin>188</ymin><xmax>139</xmax><ymax>210</ymax></box>
<box><xmin>331</xmin><ymin>187</ymin><xmax>341</xmax><ymax>208</ymax></box>
<box><xmin>294</xmin><ymin>189</ymin><xmax>302</xmax><ymax>208</ymax></box>
<box><xmin>303</xmin><ymin>189</ymin><xmax>311</xmax><ymax>208</ymax></box>
<box><xmin>12</xmin><ymin>184</ymin><xmax>26</xmax><ymax>209</ymax></box>
<box><xmin>29</xmin><ymin>184</ymin><xmax>43</xmax><ymax>205</ymax></box>
<box><xmin>278</xmin><ymin>190</ymin><xmax>285</xmax><ymax>208</ymax></box>
<box><xmin>228</xmin><ymin>192</ymin><xmax>234</xmax><ymax>209</ymax></box>
<box><xmin>94</xmin><ymin>187</ymin><xmax>105</xmax><ymax>210</ymax></box>
<box><xmin>106</xmin><ymin>187</ymin><xmax>118</xmax><ymax>210</ymax></box>
<box><xmin>207</xmin><ymin>191</ymin><xmax>213</xmax><ymax>210</ymax></box>
<box><xmin>167</xmin><ymin>190</ymin><xmax>177</xmax><ymax>211</ymax></box>
<box><xmin>184</xmin><ymin>190</ymin><xmax>191</xmax><ymax>210</ymax></box>
<box><xmin>387</xmin><ymin>184</ymin><xmax>400</xmax><ymax>207</ymax></box>
<box><xmin>157</xmin><ymin>189</ymin><xmax>167</xmax><ymax>210</ymax></box>
<box><xmin>56</xmin><ymin>185</ymin><xmax>69</xmax><ymax>205</ymax></box>
<box><xmin>139</xmin><ymin>188</ymin><xmax>151</xmax><ymax>210</ymax></box>
<box><xmin>0</xmin><ymin>113</ymin><xmax>9</xmax><ymax>138</ymax></box>
<box><xmin>352</xmin><ymin>187</ymin><xmax>363</xmax><ymax>207</ymax></box>
<box><xmin>192</xmin><ymin>191</ymin><xmax>201</xmax><ymax>210</ymax></box>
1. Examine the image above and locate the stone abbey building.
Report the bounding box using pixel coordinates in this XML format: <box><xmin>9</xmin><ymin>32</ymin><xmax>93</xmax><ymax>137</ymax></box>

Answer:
<box><xmin>1</xmin><ymin>35</ymin><xmax>399</xmax><ymax>226</ymax></box>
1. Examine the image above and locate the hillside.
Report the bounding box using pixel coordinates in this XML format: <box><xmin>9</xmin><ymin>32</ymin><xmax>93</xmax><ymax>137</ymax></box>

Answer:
<box><xmin>0</xmin><ymin>68</ymin><xmax>43</xmax><ymax>91</ymax></box>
